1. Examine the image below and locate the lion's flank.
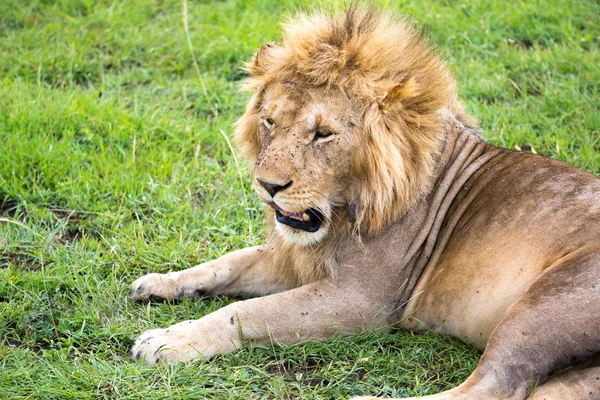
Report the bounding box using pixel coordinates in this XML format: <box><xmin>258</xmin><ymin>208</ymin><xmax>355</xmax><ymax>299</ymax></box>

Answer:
<box><xmin>236</xmin><ymin>4</ymin><xmax>470</xmax><ymax>235</ymax></box>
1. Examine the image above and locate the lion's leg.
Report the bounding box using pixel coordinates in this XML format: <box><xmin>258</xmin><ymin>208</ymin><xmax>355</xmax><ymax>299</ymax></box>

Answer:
<box><xmin>353</xmin><ymin>247</ymin><xmax>600</xmax><ymax>400</ymax></box>
<box><xmin>129</xmin><ymin>275</ymin><xmax>391</xmax><ymax>364</ymax></box>
<box><xmin>129</xmin><ymin>245</ymin><xmax>292</xmax><ymax>301</ymax></box>
<box><xmin>353</xmin><ymin>366</ymin><xmax>600</xmax><ymax>400</ymax></box>
<box><xmin>527</xmin><ymin>362</ymin><xmax>600</xmax><ymax>400</ymax></box>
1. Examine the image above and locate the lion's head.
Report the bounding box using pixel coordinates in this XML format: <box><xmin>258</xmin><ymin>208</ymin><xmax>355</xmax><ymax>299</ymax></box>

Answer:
<box><xmin>235</xmin><ymin>5</ymin><xmax>467</xmax><ymax>247</ymax></box>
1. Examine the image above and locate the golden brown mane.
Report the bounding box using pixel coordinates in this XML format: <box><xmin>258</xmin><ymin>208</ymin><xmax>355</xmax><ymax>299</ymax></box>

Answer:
<box><xmin>235</xmin><ymin>4</ymin><xmax>468</xmax><ymax>237</ymax></box>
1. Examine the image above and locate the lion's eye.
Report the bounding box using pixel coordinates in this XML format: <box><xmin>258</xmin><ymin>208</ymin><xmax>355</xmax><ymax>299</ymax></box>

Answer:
<box><xmin>264</xmin><ymin>117</ymin><xmax>274</xmax><ymax>129</ymax></box>
<box><xmin>313</xmin><ymin>130</ymin><xmax>332</xmax><ymax>141</ymax></box>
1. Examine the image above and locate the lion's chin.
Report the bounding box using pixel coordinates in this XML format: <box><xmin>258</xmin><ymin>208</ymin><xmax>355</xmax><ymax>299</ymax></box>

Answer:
<box><xmin>275</xmin><ymin>220</ymin><xmax>329</xmax><ymax>246</ymax></box>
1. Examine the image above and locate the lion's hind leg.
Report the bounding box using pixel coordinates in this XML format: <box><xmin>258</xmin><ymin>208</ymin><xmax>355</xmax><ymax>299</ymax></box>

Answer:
<box><xmin>354</xmin><ymin>247</ymin><xmax>600</xmax><ymax>400</ymax></box>
<box><xmin>460</xmin><ymin>247</ymin><xmax>600</xmax><ymax>399</ymax></box>
<box><xmin>353</xmin><ymin>365</ymin><xmax>600</xmax><ymax>400</ymax></box>
<box><xmin>442</xmin><ymin>247</ymin><xmax>600</xmax><ymax>400</ymax></box>
<box><xmin>528</xmin><ymin>361</ymin><xmax>600</xmax><ymax>400</ymax></box>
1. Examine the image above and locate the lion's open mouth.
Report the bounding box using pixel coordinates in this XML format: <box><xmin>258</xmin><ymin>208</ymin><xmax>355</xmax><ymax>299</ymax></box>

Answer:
<box><xmin>276</xmin><ymin>208</ymin><xmax>323</xmax><ymax>232</ymax></box>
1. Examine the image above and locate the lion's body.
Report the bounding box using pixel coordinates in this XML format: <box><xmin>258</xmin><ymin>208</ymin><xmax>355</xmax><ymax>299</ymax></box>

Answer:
<box><xmin>404</xmin><ymin>144</ymin><xmax>600</xmax><ymax>350</ymax></box>
<box><xmin>128</xmin><ymin>6</ymin><xmax>600</xmax><ymax>399</ymax></box>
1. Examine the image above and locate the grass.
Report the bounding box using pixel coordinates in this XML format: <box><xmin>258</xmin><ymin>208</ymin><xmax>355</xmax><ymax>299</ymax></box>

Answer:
<box><xmin>0</xmin><ymin>0</ymin><xmax>598</xmax><ymax>398</ymax></box>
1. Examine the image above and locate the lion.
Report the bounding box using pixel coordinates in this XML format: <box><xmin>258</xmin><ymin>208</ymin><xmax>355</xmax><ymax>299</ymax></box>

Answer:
<box><xmin>128</xmin><ymin>5</ymin><xmax>600</xmax><ymax>399</ymax></box>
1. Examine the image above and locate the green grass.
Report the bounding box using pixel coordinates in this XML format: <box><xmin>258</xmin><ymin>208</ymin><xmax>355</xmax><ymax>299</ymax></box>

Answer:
<box><xmin>0</xmin><ymin>0</ymin><xmax>598</xmax><ymax>398</ymax></box>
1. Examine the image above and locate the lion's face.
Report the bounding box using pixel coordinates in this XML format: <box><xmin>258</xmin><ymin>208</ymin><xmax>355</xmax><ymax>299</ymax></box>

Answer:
<box><xmin>252</xmin><ymin>82</ymin><xmax>356</xmax><ymax>245</ymax></box>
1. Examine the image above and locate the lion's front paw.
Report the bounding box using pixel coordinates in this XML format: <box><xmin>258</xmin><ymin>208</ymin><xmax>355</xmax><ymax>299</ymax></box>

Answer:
<box><xmin>129</xmin><ymin>273</ymin><xmax>178</xmax><ymax>301</ymax></box>
<box><xmin>130</xmin><ymin>321</ymin><xmax>207</xmax><ymax>364</ymax></box>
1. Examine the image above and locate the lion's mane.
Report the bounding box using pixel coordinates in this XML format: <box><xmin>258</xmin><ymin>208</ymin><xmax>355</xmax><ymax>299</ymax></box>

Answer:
<box><xmin>234</xmin><ymin>5</ymin><xmax>473</xmax><ymax>283</ymax></box>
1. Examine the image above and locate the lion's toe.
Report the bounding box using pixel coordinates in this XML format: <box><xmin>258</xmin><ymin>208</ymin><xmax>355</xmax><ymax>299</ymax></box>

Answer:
<box><xmin>130</xmin><ymin>325</ymin><xmax>203</xmax><ymax>365</ymax></box>
<box><xmin>129</xmin><ymin>273</ymin><xmax>177</xmax><ymax>301</ymax></box>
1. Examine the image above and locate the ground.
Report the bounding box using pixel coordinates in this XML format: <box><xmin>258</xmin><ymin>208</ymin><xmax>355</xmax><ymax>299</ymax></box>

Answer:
<box><xmin>0</xmin><ymin>0</ymin><xmax>598</xmax><ymax>398</ymax></box>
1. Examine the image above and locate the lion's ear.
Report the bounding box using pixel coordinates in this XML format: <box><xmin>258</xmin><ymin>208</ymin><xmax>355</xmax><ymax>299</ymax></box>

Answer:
<box><xmin>247</xmin><ymin>42</ymin><xmax>281</xmax><ymax>77</ymax></box>
<box><xmin>377</xmin><ymin>74</ymin><xmax>419</xmax><ymax>111</ymax></box>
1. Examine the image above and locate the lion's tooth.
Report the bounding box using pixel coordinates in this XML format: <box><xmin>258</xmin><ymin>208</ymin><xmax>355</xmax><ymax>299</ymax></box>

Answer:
<box><xmin>302</xmin><ymin>213</ymin><xmax>310</xmax><ymax>222</ymax></box>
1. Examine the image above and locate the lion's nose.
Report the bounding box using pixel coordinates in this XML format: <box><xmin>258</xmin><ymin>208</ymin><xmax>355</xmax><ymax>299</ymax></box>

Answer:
<box><xmin>257</xmin><ymin>179</ymin><xmax>293</xmax><ymax>197</ymax></box>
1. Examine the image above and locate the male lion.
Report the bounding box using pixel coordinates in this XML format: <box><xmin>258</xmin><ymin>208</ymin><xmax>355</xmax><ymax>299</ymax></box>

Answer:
<box><xmin>129</xmin><ymin>6</ymin><xmax>600</xmax><ymax>400</ymax></box>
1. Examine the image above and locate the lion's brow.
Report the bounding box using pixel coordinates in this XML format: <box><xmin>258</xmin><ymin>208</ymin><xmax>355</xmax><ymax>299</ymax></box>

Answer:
<box><xmin>281</xmin><ymin>118</ymin><xmax>308</xmax><ymax>130</ymax></box>
<box><xmin>281</xmin><ymin>81</ymin><xmax>304</xmax><ymax>93</ymax></box>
